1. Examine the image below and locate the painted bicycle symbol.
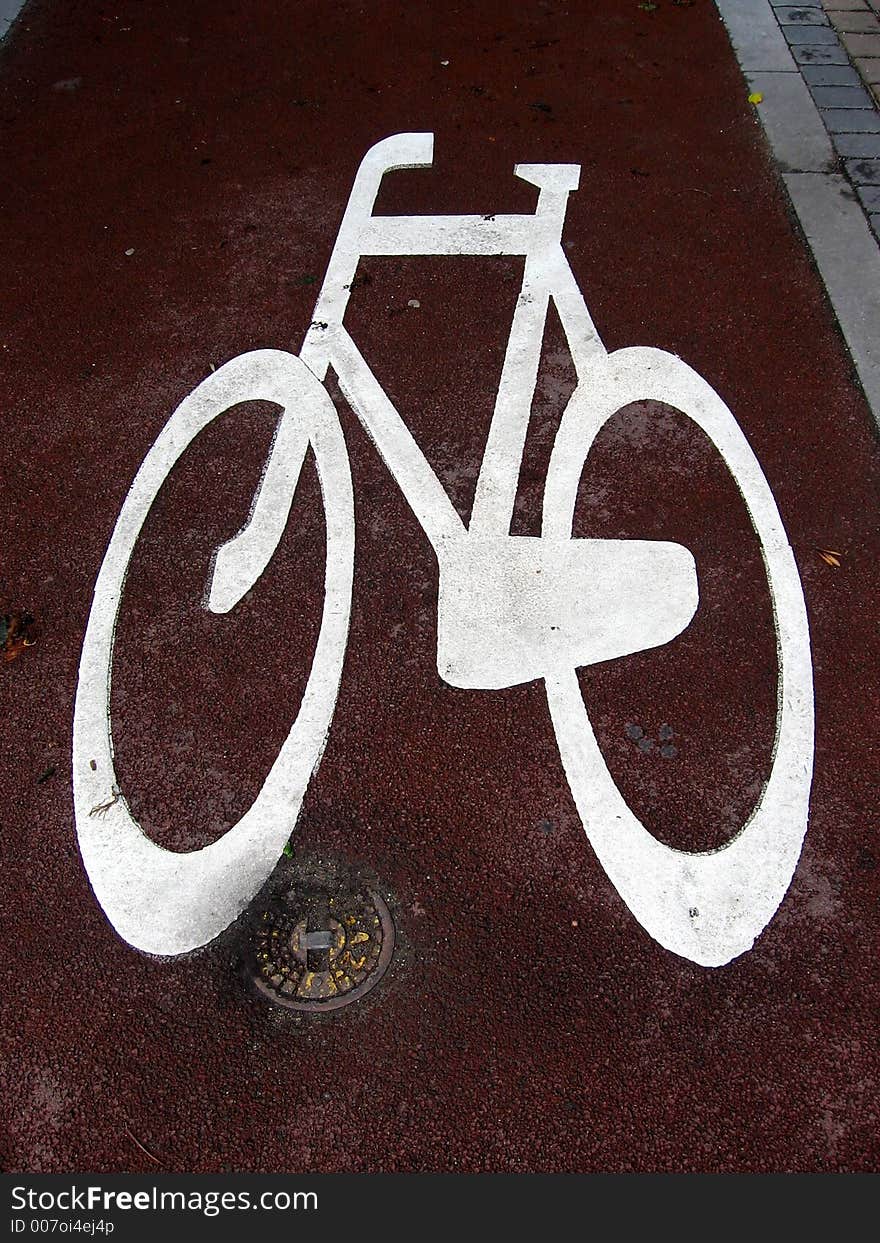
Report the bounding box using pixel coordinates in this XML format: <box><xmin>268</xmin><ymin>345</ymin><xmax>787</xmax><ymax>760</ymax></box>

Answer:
<box><xmin>73</xmin><ymin>134</ymin><xmax>814</xmax><ymax>966</ymax></box>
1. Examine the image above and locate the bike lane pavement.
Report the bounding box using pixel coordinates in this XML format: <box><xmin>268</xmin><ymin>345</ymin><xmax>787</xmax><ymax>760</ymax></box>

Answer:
<box><xmin>1</xmin><ymin>0</ymin><xmax>878</xmax><ymax>1174</ymax></box>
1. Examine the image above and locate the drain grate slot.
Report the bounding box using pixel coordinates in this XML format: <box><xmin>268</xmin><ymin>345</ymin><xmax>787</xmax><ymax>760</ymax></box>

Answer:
<box><xmin>251</xmin><ymin>867</ymin><xmax>395</xmax><ymax>1013</ymax></box>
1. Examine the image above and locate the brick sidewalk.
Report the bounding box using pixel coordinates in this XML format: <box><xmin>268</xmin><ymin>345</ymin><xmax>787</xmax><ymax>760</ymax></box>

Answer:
<box><xmin>824</xmin><ymin>0</ymin><xmax>880</xmax><ymax>103</ymax></box>
<box><xmin>772</xmin><ymin>2</ymin><xmax>880</xmax><ymax>236</ymax></box>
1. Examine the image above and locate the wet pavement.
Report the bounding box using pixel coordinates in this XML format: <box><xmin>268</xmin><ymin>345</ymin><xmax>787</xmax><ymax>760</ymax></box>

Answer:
<box><xmin>1</xmin><ymin>0</ymin><xmax>878</xmax><ymax>1172</ymax></box>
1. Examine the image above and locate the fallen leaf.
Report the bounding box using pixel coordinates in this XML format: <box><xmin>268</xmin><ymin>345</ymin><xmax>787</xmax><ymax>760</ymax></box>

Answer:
<box><xmin>2</xmin><ymin>611</ymin><xmax>36</xmax><ymax>665</ymax></box>
<box><xmin>748</xmin><ymin>92</ymin><xmax>763</xmax><ymax>104</ymax></box>
<box><xmin>819</xmin><ymin>552</ymin><xmax>840</xmax><ymax>567</ymax></box>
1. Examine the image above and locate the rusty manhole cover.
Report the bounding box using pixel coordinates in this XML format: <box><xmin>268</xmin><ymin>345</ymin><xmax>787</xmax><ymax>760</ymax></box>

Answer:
<box><xmin>251</xmin><ymin>867</ymin><xmax>395</xmax><ymax>1012</ymax></box>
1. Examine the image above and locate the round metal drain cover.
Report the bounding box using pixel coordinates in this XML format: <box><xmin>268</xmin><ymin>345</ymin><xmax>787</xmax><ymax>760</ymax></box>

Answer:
<box><xmin>252</xmin><ymin>874</ymin><xmax>395</xmax><ymax>1012</ymax></box>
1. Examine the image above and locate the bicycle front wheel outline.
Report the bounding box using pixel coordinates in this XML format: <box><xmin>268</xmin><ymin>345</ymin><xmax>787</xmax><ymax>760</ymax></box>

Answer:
<box><xmin>542</xmin><ymin>346</ymin><xmax>814</xmax><ymax>967</ymax></box>
<box><xmin>72</xmin><ymin>349</ymin><xmax>354</xmax><ymax>956</ymax></box>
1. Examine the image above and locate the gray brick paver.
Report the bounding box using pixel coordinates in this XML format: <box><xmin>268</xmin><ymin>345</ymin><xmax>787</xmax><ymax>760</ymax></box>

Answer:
<box><xmin>834</xmin><ymin>129</ymin><xmax>880</xmax><ymax>151</ymax></box>
<box><xmin>839</xmin><ymin>30</ymin><xmax>880</xmax><ymax>53</ymax></box>
<box><xmin>802</xmin><ymin>61</ymin><xmax>864</xmax><ymax>80</ymax></box>
<box><xmin>783</xmin><ymin>22</ymin><xmax>843</xmax><ymax>39</ymax></box>
<box><xmin>793</xmin><ymin>42</ymin><xmax>853</xmax><ymax>60</ymax></box>
<box><xmin>810</xmin><ymin>82</ymin><xmax>876</xmax><ymax>102</ymax></box>
<box><xmin>846</xmin><ymin>156</ymin><xmax>880</xmax><ymax>179</ymax></box>
<box><xmin>777</xmin><ymin>5</ymin><xmax>829</xmax><ymax>20</ymax></box>
<box><xmin>855</xmin><ymin>182</ymin><xmax>880</xmax><ymax>206</ymax></box>
<box><xmin>821</xmin><ymin>105</ymin><xmax>880</xmax><ymax>127</ymax></box>
<box><xmin>856</xmin><ymin>56</ymin><xmax>880</xmax><ymax>80</ymax></box>
<box><xmin>826</xmin><ymin>11</ymin><xmax>880</xmax><ymax>31</ymax></box>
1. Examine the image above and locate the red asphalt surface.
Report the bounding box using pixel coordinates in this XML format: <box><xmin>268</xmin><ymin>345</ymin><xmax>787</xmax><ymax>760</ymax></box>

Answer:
<box><xmin>1</xmin><ymin>0</ymin><xmax>878</xmax><ymax>1173</ymax></box>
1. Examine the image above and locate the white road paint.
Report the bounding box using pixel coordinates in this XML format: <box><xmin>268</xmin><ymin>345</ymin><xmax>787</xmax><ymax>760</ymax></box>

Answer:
<box><xmin>73</xmin><ymin>352</ymin><xmax>354</xmax><ymax>956</ymax></box>
<box><xmin>437</xmin><ymin>535</ymin><xmax>697</xmax><ymax>690</ymax></box>
<box><xmin>543</xmin><ymin>348</ymin><xmax>814</xmax><ymax>967</ymax></box>
<box><xmin>74</xmin><ymin>134</ymin><xmax>814</xmax><ymax>964</ymax></box>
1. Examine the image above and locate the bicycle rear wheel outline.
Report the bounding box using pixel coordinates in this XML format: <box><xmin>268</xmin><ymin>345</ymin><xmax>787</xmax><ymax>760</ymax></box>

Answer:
<box><xmin>72</xmin><ymin>349</ymin><xmax>354</xmax><ymax>956</ymax></box>
<box><xmin>543</xmin><ymin>346</ymin><xmax>814</xmax><ymax>967</ymax></box>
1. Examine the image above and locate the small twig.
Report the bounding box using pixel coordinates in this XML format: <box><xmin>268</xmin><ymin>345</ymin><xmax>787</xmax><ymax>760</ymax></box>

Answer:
<box><xmin>125</xmin><ymin>1128</ymin><xmax>161</xmax><ymax>1165</ymax></box>
<box><xmin>89</xmin><ymin>786</ymin><xmax>121</xmax><ymax>817</ymax></box>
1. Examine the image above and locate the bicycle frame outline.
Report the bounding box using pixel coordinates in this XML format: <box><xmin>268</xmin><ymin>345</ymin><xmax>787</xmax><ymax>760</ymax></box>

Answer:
<box><xmin>72</xmin><ymin>133</ymin><xmax>814</xmax><ymax>967</ymax></box>
<box><xmin>220</xmin><ymin>132</ymin><xmax>600</xmax><ymax>565</ymax></box>
<box><xmin>210</xmin><ymin>134</ymin><xmax>698</xmax><ymax>686</ymax></box>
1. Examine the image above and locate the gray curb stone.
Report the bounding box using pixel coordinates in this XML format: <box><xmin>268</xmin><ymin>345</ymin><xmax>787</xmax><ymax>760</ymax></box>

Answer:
<box><xmin>747</xmin><ymin>70</ymin><xmax>836</xmax><ymax>169</ymax></box>
<box><xmin>0</xmin><ymin>0</ymin><xmax>26</xmax><ymax>38</ymax></box>
<box><xmin>716</xmin><ymin>0</ymin><xmax>880</xmax><ymax>427</ymax></box>
<box><xmin>784</xmin><ymin>172</ymin><xmax>880</xmax><ymax>409</ymax></box>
